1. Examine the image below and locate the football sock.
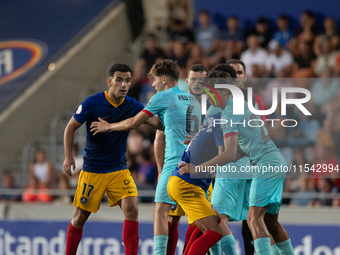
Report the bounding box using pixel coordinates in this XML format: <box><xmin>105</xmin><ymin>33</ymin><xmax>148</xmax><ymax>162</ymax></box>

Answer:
<box><xmin>254</xmin><ymin>237</ymin><xmax>272</xmax><ymax>255</ymax></box>
<box><xmin>187</xmin><ymin>230</ymin><xmax>222</xmax><ymax>255</ymax></box>
<box><xmin>154</xmin><ymin>235</ymin><xmax>169</xmax><ymax>255</ymax></box>
<box><xmin>167</xmin><ymin>222</ymin><xmax>179</xmax><ymax>255</ymax></box>
<box><xmin>122</xmin><ymin>220</ymin><xmax>139</xmax><ymax>255</ymax></box>
<box><xmin>276</xmin><ymin>238</ymin><xmax>295</xmax><ymax>255</ymax></box>
<box><xmin>183</xmin><ymin>225</ymin><xmax>197</xmax><ymax>254</ymax></box>
<box><xmin>209</xmin><ymin>241</ymin><xmax>221</xmax><ymax>255</ymax></box>
<box><xmin>272</xmin><ymin>244</ymin><xmax>280</xmax><ymax>255</ymax></box>
<box><xmin>183</xmin><ymin>227</ymin><xmax>203</xmax><ymax>255</ymax></box>
<box><xmin>65</xmin><ymin>222</ymin><xmax>83</xmax><ymax>255</ymax></box>
<box><xmin>220</xmin><ymin>235</ymin><xmax>237</xmax><ymax>255</ymax></box>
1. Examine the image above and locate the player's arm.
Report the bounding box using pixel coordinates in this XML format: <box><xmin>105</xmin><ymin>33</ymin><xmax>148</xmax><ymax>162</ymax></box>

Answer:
<box><xmin>63</xmin><ymin>117</ymin><xmax>82</xmax><ymax>176</ymax></box>
<box><xmin>154</xmin><ymin>130</ymin><xmax>165</xmax><ymax>175</ymax></box>
<box><xmin>91</xmin><ymin>111</ymin><xmax>152</xmax><ymax>135</ymax></box>
<box><xmin>218</xmin><ymin>144</ymin><xmax>224</xmax><ymax>155</ymax></box>
<box><xmin>145</xmin><ymin>115</ymin><xmax>163</xmax><ymax>130</ymax></box>
<box><xmin>178</xmin><ymin>134</ymin><xmax>238</xmax><ymax>175</ymax></box>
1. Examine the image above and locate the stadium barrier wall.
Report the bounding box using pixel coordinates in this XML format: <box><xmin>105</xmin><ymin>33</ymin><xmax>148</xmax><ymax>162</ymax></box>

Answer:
<box><xmin>0</xmin><ymin>203</ymin><xmax>339</xmax><ymax>255</ymax></box>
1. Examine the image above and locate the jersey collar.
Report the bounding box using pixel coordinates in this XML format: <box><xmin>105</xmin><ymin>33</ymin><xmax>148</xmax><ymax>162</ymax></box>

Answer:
<box><xmin>105</xmin><ymin>91</ymin><xmax>125</xmax><ymax>107</ymax></box>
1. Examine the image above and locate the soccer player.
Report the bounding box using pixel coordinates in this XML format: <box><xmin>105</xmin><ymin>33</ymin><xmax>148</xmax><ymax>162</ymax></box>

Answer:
<box><xmin>199</xmin><ymin>65</ymin><xmax>252</xmax><ymax>255</ymax></box>
<box><xmin>167</xmin><ymin>109</ymin><xmax>224</xmax><ymax>255</ymax></box>
<box><xmin>179</xmin><ymin>80</ymin><xmax>295</xmax><ymax>255</ymax></box>
<box><xmin>90</xmin><ymin>59</ymin><xmax>201</xmax><ymax>255</ymax></box>
<box><xmin>165</xmin><ymin>63</ymin><xmax>208</xmax><ymax>255</ymax></box>
<box><xmin>63</xmin><ymin>64</ymin><xmax>160</xmax><ymax>255</ymax></box>
<box><xmin>226</xmin><ymin>59</ymin><xmax>265</xmax><ymax>254</ymax></box>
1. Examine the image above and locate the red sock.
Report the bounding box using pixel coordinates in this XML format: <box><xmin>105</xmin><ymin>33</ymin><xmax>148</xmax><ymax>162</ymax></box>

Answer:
<box><xmin>183</xmin><ymin>225</ymin><xmax>197</xmax><ymax>254</ymax></box>
<box><xmin>187</xmin><ymin>230</ymin><xmax>222</xmax><ymax>255</ymax></box>
<box><xmin>122</xmin><ymin>220</ymin><xmax>139</xmax><ymax>255</ymax></box>
<box><xmin>65</xmin><ymin>222</ymin><xmax>83</xmax><ymax>255</ymax></box>
<box><xmin>183</xmin><ymin>227</ymin><xmax>203</xmax><ymax>255</ymax></box>
<box><xmin>167</xmin><ymin>222</ymin><xmax>179</xmax><ymax>255</ymax></box>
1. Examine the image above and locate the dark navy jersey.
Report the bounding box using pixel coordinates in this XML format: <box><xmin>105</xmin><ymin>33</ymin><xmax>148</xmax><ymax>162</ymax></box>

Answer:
<box><xmin>73</xmin><ymin>91</ymin><xmax>144</xmax><ymax>173</ymax></box>
<box><xmin>172</xmin><ymin>112</ymin><xmax>223</xmax><ymax>191</ymax></box>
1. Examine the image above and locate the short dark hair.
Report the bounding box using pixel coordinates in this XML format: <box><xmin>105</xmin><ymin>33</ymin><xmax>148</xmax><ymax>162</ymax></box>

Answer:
<box><xmin>146</xmin><ymin>33</ymin><xmax>158</xmax><ymax>41</ymax></box>
<box><xmin>148</xmin><ymin>59</ymin><xmax>180</xmax><ymax>81</ymax></box>
<box><xmin>257</xmin><ymin>17</ymin><xmax>268</xmax><ymax>25</ymax></box>
<box><xmin>207</xmin><ymin>70</ymin><xmax>231</xmax><ymax>79</ymax></box>
<box><xmin>188</xmin><ymin>64</ymin><xmax>208</xmax><ymax>76</ymax></box>
<box><xmin>226</xmin><ymin>59</ymin><xmax>246</xmax><ymax>74</ymax></box>
<box><xmin>108</xmin><ymin>63</ymin><xmax>132</xmax><ymax>77</ymax></box>
<box><xmin>208</xmin><ymin>64</ymin><xmax>237</xmax><ymax>78</ymax></box>
<box><xmin>278</xmin><ymin>14</ymin><xmax>289</xmax><ymax>21</ymax></box>
<box><xmin>303</xmin><ymin>10</ymin><xmax>315</xmax><ymax>19</ymax></box>
<box><xmin>199</xmin><ymin>10</ymin><xmax>210</xmax><ymax>16</ymax></box>
<box><xmin>228</xmin><ymin>16</ymin><xmax>238</xmax><ymax>21</ymax></box>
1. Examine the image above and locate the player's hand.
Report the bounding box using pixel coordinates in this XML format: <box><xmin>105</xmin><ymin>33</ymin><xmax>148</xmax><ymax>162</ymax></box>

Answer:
<box><xmin>63</xmin><ymin>156</ymin><xmax>75</xmax><ymax>177</ymax></box>
<box><xmin>183</xmin><ymin>135</ymin><xmax>194</xmax><ymax>145</ymax></box>
<box><xmin>178</xmin><ymin>163</ymin><xmax>196</xmax><ymax>175</ymax></box>
<box><xmin>90</xmin><ymin>117</ymin><xmax>110</xmax><ymax>135</ymax></box>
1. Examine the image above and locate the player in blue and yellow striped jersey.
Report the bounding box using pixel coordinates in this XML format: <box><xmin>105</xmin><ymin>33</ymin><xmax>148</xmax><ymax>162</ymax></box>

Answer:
<box><xmin>63</xmin><ymin>64</ymin><xmax>160</xmax><ymax>255</ymax></box>
<box><xmin>90</xmin><ymin>60</ymin><xmax>201</xmax><ymax>255</ymax></box>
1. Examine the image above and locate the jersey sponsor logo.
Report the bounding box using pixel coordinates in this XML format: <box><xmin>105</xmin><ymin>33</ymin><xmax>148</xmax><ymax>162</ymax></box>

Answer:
<box><xmin>123</xmin><ymin>179</ymin><xmax>130</xmax><ymax>185</ymax></box>
<box><xmin>76</xmin><ymin>104</ymin><xmax>82</xmax><ymax>114</ymax></box>
<box><xmin>0</xmin><ymin>39</ymin><xmax>48</xmax><ymax>86</ymax></box>
<box><xmin>80</xmin><ymin>196</ymin><xmax>88</xmax><ymax>205</ymax></box>
<box><xmin>123</xmin><ymin>186</ymin><xmax>136</xmax><ymax>191</ymax></box>
<box><xmin>128</xmin><ymin>190</ymin><xmax>135</xmax><ymax>193</ymax></box>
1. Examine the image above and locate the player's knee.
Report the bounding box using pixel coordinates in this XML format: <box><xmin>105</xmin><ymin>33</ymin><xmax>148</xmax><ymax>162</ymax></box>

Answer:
<box><xmin>123</xmin><ymin>203</ymin><xmax>138</xmax><ymax>220</ymax></box>
<box><xmin>153</xmin><ymin>203</ymin><xmax>168</xmax><ymax>218</ymax></box>
<box><xmin>246</xmin><ymin>214</ymin><xmax>256</xmax><ymax>228</ymax></box>
<box><xmin>72</xmin><ymin>213</ymin><xmax>88</xmax><ymax>227</ymax></box>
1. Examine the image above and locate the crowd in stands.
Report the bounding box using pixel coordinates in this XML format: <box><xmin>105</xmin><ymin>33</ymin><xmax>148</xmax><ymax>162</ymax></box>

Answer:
<box><xmin>1</xmin><ymin>9</ymin><xmax>340</xmax><ymax>207</ymax></box>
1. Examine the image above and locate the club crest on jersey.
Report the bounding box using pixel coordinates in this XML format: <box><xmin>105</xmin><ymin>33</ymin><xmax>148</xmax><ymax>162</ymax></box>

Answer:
<box><xmin>171</xmin><ymin>204</ymin><xmax>177</xmax><ymax>210</ymax></box>
<box><xmin>123</xmin><ymin>179</ymin><xmax>130</xmax><ymax>185</ymax></box>
<box><xmin>80</xmin><ymin>196</ymin><xmax>88</xmax><ymax>205</ymax></box>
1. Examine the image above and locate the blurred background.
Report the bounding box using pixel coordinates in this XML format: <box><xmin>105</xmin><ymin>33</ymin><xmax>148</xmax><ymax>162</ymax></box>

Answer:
<box><xmin>0</xmin><ymin>0</ymin><xmax>340</xmax><ymax>254</ymax></box>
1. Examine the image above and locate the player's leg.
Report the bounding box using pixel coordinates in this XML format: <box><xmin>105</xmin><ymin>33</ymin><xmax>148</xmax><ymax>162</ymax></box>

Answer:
<box><xmin>247</xmin><ymin>206</ymin><xmax>272</xmax><ymax>255</ymax></box>
<box><xmin>167</xmin><ymin>215</ymin><xmax>181</xmax><ymax>255</ymax></box>
<box><xmin>106</xmin><ymin>169</ymin><xmax>139</xmax><ymax>255</ymax></box>
<box><xmin>242</xmin><ymin>219</ymin><xmax>254</xmax><ymax>255</ymax></box>
<box><xmin>264</xmin><ymin>212</ymin><xmax>294</xmax><ymax>255</ymax></box>
<box><xmin>183</xmin><ymin>225</ymin><xmax>198</xmax><ymax>254</ymax></box>
<box><xmin>66</xmin><ymin>171</ymin><xmax>105</xmax><ymax>255</ymax></box>
<box><xmin>211</xmin><ymin>178</ymin><xmax>246</xmax><ymax>255</ymax></box>
<box><xmin>154</xmin><ymin>202</ymin><xmax>173</xmax><ymax>255</ymax></box>
<box><xmin>186</xmin><ymin>215</ymin><xmax>222</xmax><ymax>255</ymax></box>
<box><xmin>154</xmin><ymin>169</ymin><xmax>178</xmax><ymax>255</ymax></box>
<box><xmin>66</xmin><ymin>207</ymin><xmax>91</xmax><ymax>255</ymax></box>
<box><xmin>118</xmin><ymin>196</ymin><xmax>139</xmax><ymax>255</ymax></box>
<box><xmin>66</xmin><ymin>208</ymin><xmax>91</xmax><ymax>255</ymax></box>
<box><xmin>215</xmin><ymin>214</ymin><xmax>238</xmax><ymax>255</ymax></box>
